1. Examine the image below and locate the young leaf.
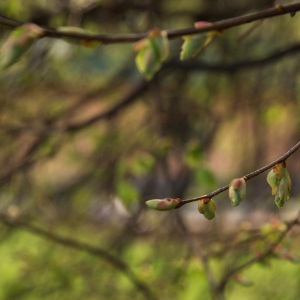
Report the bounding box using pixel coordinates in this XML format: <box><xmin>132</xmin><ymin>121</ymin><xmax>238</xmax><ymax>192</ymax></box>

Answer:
<box><xmin>267</xmin><ymin>168</ymin><xmax>280</xmax><ymax>195</ymax></box>
<box><xmin>198</xmin><ymin>198</ymin><xmax>216</xmax><ymax>220</ymax></box>
<box><xmin>180</xmin><ymin>33</ymin><xmax>213</xmax><ymax>60</ymax></box>
<box><xmin>267</xmin><ymin>162</ymin><xmax>292</xmax><ymax>208</ymax></box>
<box><xmin>0</xmin><ymin>23</ymin><xmax>44</xmax><ymax>70</ymax></box>
<box><xmin>134</xmin><ymin>29</ymin><xmax>169</xmax><ymax>80</ymax></box>
<box><xmin>229</xmin><ymin>178</ymin><xmax>246</xmax><ymax>206</ymax></box>
<box><xmin>57</xmin><ymin>26</ymin><xmax>101</xmax><ymax>48</ymax></box>
<box><xmin>146</xmin><ymin>198</ymin><xmax>181</xmax><ymax>211</ymax></box>
<box><xmin>180</xmin><ymin>21</ymin><xmax>220</xmax><ymax>61</ymax></box>
<box><xmin>274</xmin><ymin>170</ymin><xmax>291</xmax><ymax>208</ymax></box>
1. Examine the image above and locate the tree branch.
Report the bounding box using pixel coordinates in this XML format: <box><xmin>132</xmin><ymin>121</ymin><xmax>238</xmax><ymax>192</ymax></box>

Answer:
<box><xmin>164</xmin><ymin>43</ymin><xmax>300</xmax><ymax>73</ymax></box>
<box><xmin>180</xmin><ymin>140</ymin><xmax>300</xmax><ymax>205</ymax></box>
<box><xmin>0</xmin><ymin>213</ymin><xmax>157</xmax><ymax>300</ymax></box>
<box><xmin>0</xmin><ymin>3</ymin><xmax>300</xmax><ymax>44</ymax></box>
<box><xmin>217</xmin><ymin>212</ymin><xmax>300</xmax><ymax>291</ymax></box>
<box><xmin>60</xmin><ymin>79</ymin><xmax>148</xmax><ymax>132</ymax></box>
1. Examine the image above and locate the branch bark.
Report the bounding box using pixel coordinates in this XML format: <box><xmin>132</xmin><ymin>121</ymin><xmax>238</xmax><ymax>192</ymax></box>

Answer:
<box><xmin>0</xmin><ymin>3</ymin><xmax>300</xmax><ymax>44</ymax></box>
<box><xmin>164</xmin><ymin>43</ymin><xmax>300</xmax><ymax>73</ymax></box>
<box><xmin>217</xmin><ymin>212</ymin><xmax>300</xmax><ymax>292</ymax></box>
<box><xmin>181</xmin><ymin>140</ymin><xmax>300</xmax><ymax>205</ymax></box>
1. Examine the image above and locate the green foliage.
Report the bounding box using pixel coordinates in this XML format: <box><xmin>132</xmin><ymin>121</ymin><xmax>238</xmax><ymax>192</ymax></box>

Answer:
<box><xmin>0</xmin><ymin>2</ymin><xmax>299</xmax><ymax>300</ymax></box>
<box><xmin>134</xmin><ymin>29</ymin><xmax>169</xmax><ymax>80</ymax></box>
<box><xmin>180</xmin><ymin>32</ymin><xmax>217</xmax><ymax>60</ymax></box>
<box><xmin>0</xmin><ymin>23</ymin><xmax>44</xmax><ymax>69</ymax></box>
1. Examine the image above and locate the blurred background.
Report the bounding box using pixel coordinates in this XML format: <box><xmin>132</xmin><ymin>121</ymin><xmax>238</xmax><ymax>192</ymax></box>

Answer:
<box><xmin>0</xmin><ymin>0</ymin><xmax>300</xmax><ymax>299</ymax></box>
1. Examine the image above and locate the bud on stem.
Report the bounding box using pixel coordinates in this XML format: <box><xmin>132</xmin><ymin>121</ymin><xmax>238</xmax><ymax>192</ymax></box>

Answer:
<box><xmin>198</xmin><ymin>198</ymin><xmax>216</xmax><ymax>220</ymax></box>
<box><xmin>146</xmin><ymin>198</ymin><xmax>181</xmax><ymax>211</ymax></box>
<box><xmin>229</xmin><ymin>178</ymin><xmax>246</xmax><ymax>206</ymax></box>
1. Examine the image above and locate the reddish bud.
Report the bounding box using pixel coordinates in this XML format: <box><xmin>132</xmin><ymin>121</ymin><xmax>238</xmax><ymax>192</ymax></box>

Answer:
<box><xmin>146</xmin><ymin>198</ymin><xmax>181</xmax><ymax>211</ymax></box>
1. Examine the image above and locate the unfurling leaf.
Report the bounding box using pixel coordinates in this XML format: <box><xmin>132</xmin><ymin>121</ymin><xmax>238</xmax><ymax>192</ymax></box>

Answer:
<box><xmin>134</xmin><ymin>29</ymin><xmax>169</xmax><ymax>80</ymax></box>
<box><xmin>275</xmin><ymin>169</ymin><xmax>291</xmax><ymax>208</ymax></box>
<box><xmin>198</xmin><ymin>198</ymin><xmax>216</xmax><ymax>220</ymax></box>
<box><xmin>267</xmin><ymin>168</ymin><xmax>280</xmax><ymax>195</ymax></box>
<box><xmin>267</xmin><ymin>162</ymin><xmax>292</xmax><ymax>208</ymax></box>
<box><xmin>57</xmin><ymin>27</ymin><xmax>101</xmax><ymax>48</ymax></box>
<box><xmin>0</xmin><ymin>23</ymin><xmax>44</xmax><ymax>70</ymax></box>
<box><xmin>180</xmin><ymin>21</ymin><xmax>220</xmax><ymax>60</ymax></box>
<box><xmin>229</xmin><ymin>178</ymin><xmax>246</xmax><ymax>206</ymax></box>
<box><xmin>146</xmin><ymin>198</ymin><xmax>181</xmax><ymax>211</ymax></box>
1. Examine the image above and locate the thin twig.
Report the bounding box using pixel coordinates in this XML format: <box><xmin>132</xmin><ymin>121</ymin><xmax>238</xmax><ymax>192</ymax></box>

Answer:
<box><xmin>181</xmin><ymin>140</ymin><xmax>300</xmax><ymax>205</ymax></box>
<box><xmin>164</xmin><ymin>43</ymin><xmax>300</xmax><ymax>72</ymax></box>
<box><xmin>0</xmin><ymin>213</ymin><xmax>157</xmax><ymax>300</ymax></box>
<box><xmin>0</xmin><ymin>3</ymin><xmax>300</xmax><ymax>44</ymax></box>
<box><xmin>217</xmin><ymin>212</ymin><xmax>300</xmax><ymax>291</ymax></box>
<box><xmin>3</xmin><ymin>40</ymin><xmax>300</xmax><ymax>136</ymax></box>
<box><xmin>59</xmin><ymin>79</ymin><xmax>148</xmax><ymax>132</ymax></box>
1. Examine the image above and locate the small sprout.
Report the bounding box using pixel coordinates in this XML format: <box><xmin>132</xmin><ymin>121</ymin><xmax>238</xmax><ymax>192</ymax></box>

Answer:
<box><xmin>134</xmin><ymin>28</ymin><xmax>169</xmax><ymax>80</ymax></box>
<box><xmin>0</xmin><ymin>23</ymin><xmax>45</xmax><ymax>69</ymax></box>
<box><xmin>146</xmin><ymin>198</ymin><xmax>181</xmax><ymax>211</ymax></box>
<box><xmin>229</xmin><ymin>178</ymin><xmax>246</xmax><ymax>206</ymax></box>
<box><xmin>198</xmin><ymin>198</ymin><xmax>216</xmax><ymax>220</ymax></box>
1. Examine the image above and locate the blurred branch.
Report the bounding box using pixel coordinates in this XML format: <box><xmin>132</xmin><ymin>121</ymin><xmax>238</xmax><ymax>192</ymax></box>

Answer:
<box><xmin>181</xmin><ymin>140</ymin><xmax>300</xmax><ymax>205</ymax></box>
<box><xmin>0</xmin><ymin>3</ymin><xmax>300</xmax><ymax>44</ymax></box>
<box><xmin>0</xmin><ymin>79</ymin><xmax>148</xmax><ymax>188</ymax></box>
<box><xmin>0</xmin><ymin>135</ymin><xmax>46</xmax><ymax>185</ymax></box>
<box><xmin>0</xmin><ymin>213</ymin><xmax>157</xmax><ymax>300</ymax></box>
<box><xmin>60</xmin><ymin>79</ymin><xmax>148</xmax><ymax>132</ymax></box>
<box><xmin>217</xmin><ymin>212</ymin><xmax>300</xmax><ymax>292</ymax></box>
<box><xmin>164</xmin><ymin>43</ymin><xmax>300</xmax><ymax>72</ymax></box>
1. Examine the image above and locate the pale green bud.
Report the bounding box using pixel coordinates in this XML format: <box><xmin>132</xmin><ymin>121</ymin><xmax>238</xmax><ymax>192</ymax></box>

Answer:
<box><xmin>198</xmin><ymin>198</ymin><xmax>216</xmax><ymax>220</ymax></box>
<box><xmin>229</xmin><ymin>178</ymin><xmax>246</xmax><ymax>206</ymax></box>
<box><xmin>146</xmin><ymin>198</ymin><xmax>181</xmax><ymax>211</ymax></box>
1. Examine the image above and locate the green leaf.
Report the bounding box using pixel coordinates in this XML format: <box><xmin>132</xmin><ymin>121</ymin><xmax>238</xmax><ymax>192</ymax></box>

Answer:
<box><xmin>180</xmin><ymin>33</ymin><xmax>214</xmax><ymax>60</ymax></box>
<box><xmin>229</xmin><ymin>178</ymin><xmax>246</xmax><ymax>206</ymax></box>
<box><xmin>267</xmin><ymin>168</ymin><xmax>280</xmax><ymax>195</ymax></box>
<box><xmin>198</xmin><ymin>198</ymin><xmax>216</xmax><ymax>220</ymax></box>
<box><xmin>0</xmin><ymin>23</ymin><xmax>44</xmax><ymax>70</ymax></box>
<box><xmin>134</xmin><ymin>29</ymin><xmax>169</xmax><ymax>80</ymax></box>
<box><xmin>57</xmin><ymin>26</ymin><xmax>101</xmax><ymax>48</ymax></box>
<box><xmin>274</xmin><ymin>171</ymin><xmax>291</xmax><ymax>208</ymax></box>
<box><xmin>267</xmin><ymin>162</ymin><xmax>292</xmax><ymax>208</ymax></box>
<box><xmin>146</xmin><ymin>198</ymin><xmax>181</xmax><ymax>211</ymax></box>
<box><xmin>180</xmin><ymin>21</ymin><xmax>220</xmax><ymax>61</ymax></box>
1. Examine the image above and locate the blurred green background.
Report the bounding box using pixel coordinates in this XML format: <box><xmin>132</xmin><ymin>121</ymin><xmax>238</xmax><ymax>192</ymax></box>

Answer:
<box><xmin>0</xmin><ymin>1</ymin><xmax>300</xmax><ymax>299</ymax></box>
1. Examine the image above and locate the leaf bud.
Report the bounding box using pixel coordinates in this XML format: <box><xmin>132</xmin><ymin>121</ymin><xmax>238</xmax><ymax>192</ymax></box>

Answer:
<box><xmin>146</xmin><ymin>198</ymin><xmax>181</xmax><ymax>211</ymax></box>
<box><xmin>229</xmin><ymin>178</ymin><xmax>246</xmax><ymax>206</ymax></box>
<box><xmin>198</xmin><ymin>198</ymin><xmax>216</xmax><ymax>220</ymax></box>
<box><xmin>274</xmin><ymin>174</ymin><xmax>291</xmax><ymax>208</ymax></box>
